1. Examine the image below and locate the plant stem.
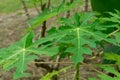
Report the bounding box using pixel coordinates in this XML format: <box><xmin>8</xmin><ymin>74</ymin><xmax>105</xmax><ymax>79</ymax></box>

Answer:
<box><xmin>47</xmin><ymin>0</ymin><xmax>51</xmax><ymax>8</ymax></box>
<box><xmin>33</xmin><ymin>61</ymin><xmax>73</xmax><ymax>64</ymax></box>
<box><xmin>74</xmin><ymin>63</ymin><xmax>79</xmax><ymax>80</ymax></box>
<box><xmin>66</xmin><ymin>0</ymin><xmax>73</xmax><ymax>18</ymax></box>
<box><xmin>106</xmin><ymin>29</ymin><xmax>119</xmax><ymax>38</ymax></box>
<box><xmin>63</xmin><ymin>0</ymin><xmax>65</xmax><ymax>3</ymax></box>
<box><xmin>40</xmin><ymin>0</ymin><xmax>51</xmax><ymax>37</ymax></box>
<box><xmin>84</xmin><ymin>0</ymin><xmax>89</xmax><ymax>12</ymax></box>
<box><xmin>20</xmin><ymin>0</ymin><xmax>30</xmax><ymax>20</ymax></box>
<box><xmin>33</xmin><ymin>2</ymin><xmax>40</xmax><ymax>14</ymax></box>
<box><xmin>41</xmin><ymin>21</ymin><xmax>47</xmax><ymax>37</ymax></box>
<box><xmin>51</xmin><ymin>55</ymin><xmax>61</xmax><ymax>80</ymax></box>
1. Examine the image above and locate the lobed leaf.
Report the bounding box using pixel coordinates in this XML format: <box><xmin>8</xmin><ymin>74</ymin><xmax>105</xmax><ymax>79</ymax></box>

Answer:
<box><xmin>27</xmin><ymin>0</ymin><xmax>80</xmax><ymax>31</ymax></box>
<box><xmin>0</xmin><ymin>31</ymin><xmax>59</xmax><ymax>79</ymax></box>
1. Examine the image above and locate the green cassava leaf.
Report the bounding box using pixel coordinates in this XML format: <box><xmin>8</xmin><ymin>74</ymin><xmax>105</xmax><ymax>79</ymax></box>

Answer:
<box><xmin>98</xmin><ymin>65</ymin><xmax>120</xmax><ymax>80</ymax></box>
<box><xmin>104</xmin><ymin>45</ymin><xmax>120</xmax><ymax>55</ymax></box>
<box><xmin>90</xmin><ymin>65</ymin><xmax>120</xmax><ymax>80</ymax></box>
<box><xmin>88</xmin><ymin>78</ymin><xmax>96</xmax><ymax>80</ymax></box>
<box><xmin>0</xmin><ymin>31</ymin><xmax>59</xmax><ymax>79</ymax></box>
<box><xmin>105</xmin><ymin>29</ymin><xmax>120</xmax><ymax>46</ymax></box>
<box><xmin>103</xmin><ymin>45</ymin><xmax>120</xmax><ymax>64</ymax></box>
<box><xmin>46</xmin><ymin>12</ymin><xmax>120</xmax><ymax>66</ymax></box>
<box><xmin>46</xmin><ymin>12</ymin><xmax>114</xmax><ymax>65</ymax></box>
<box><xmin>0</xmin><ymin>10</ymin><xmax>120</xmax><ymax>80</ymax></box>
<box><xmin>40</xmin><ymin>66</ymin><xmax>71</xmax><ymax>80</ymax></box>
<box><xmin>27</xmin><ymin>0</ymin><xmax>80</xmax><ymax>31</ymax></box>
<box><xmin>113</xmin><ymin>32</ymin><xmax>120</xmax><ymax>44</ymax></box>
<box><xmin>102</xmin><ymin>10</ymin><xmax>120</xmax><ymax>24</ymax></box>
<box><xmin>104</xmin><ymin>53</ymin><xmax>120</xmax><ymax>65</ymax></box>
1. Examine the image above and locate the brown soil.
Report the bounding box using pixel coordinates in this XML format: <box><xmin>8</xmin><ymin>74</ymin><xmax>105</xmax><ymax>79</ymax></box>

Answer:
<box><xmin>0</xmin><ymin>12</ymin><xmax>28</xmax><ymax>48</ymax></box>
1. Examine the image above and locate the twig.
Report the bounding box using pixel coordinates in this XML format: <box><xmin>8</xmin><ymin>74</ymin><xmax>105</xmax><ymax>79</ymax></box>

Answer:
<box><xmin>20</xmin><ymin>0</ymin><xmax>30</xmax><ymax>20</ymax></box>
<box><xmin>106</xmin><ymin>29</ymin><xmax>120</xmax><ymax>38</ymax></box>
<box><xmin>41</xmin><ymin>21</ymin><xmax>47</xmax><ymax>37</ymax></box>
<box><xmin>33</xmin><ymin>61</ymin><xmax>73</xmax><ymax>64</ymax></box>
<box><xmin>33</xmin><ymin>1</ymin><xmax>40</xmax><ymax>14</ymax></box>
<box><xmin>74</xmin><ymin>63</ymin><xmax>80</xmax><ymax>80</ymax></box>
<box><xmin>51</xmin><ymin>55</ymin><xmax>62</xmax><ymax>80</ymax></box>
<box><xmin>66</xmin><ymin>0</ymin><xmax>73</xmax><ymax>18</ymax></box>
<box><xmin>81</xmin><ymin>62</ymin><xmax>109</xmax><ymax>76</ymax></box>
<box><xmin>47</xmin><ymin>0</ymin><xmax>51</xmax><ymax>8</ymax></box>
<box><xmin>84</xmin><ymin>0</ymin><xmax>89</xmax><ymax>12</ymax></box>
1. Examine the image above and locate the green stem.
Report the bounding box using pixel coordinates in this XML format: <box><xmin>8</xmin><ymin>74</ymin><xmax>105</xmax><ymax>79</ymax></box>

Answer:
<box><xmin>74</xmin><ymin>63</ymin><xmax>79</xmax><ymax>80</ymax></box>
<box><xmin>84</xmin><ymin>0</ymin><xmax>89</xmax><ymax>12</ymax></box>
<box><xmin>33</xmin><ymin>2</ymin><xmax>40</xmax><ymax>14</ymax></box>
<box><xmin>20</xmin><ymin>0</ymin><xmax>30</xmax><ymax>19</ymax></box>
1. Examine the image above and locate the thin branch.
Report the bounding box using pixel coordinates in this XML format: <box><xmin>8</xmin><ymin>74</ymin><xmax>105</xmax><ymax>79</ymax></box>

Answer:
<box><xmin>74</xmin><ymin>63</ymin><xmax>80</xmax><ymax>80</ymax></box>
<box><xmin>33</xmin><ymin>1</ymin><xmax>40</xmax><ymax>14</ymax></box>
<box><xmin>41</xmin><ymin>21</ymin><xmax>47</xmax><ymax>37</ymax></box>
<box><xmin>63</xmin><ymin>0</ymin><xmax>65</xmax><ymax>3</ymax></box>
<box><xmin>84</xmin><ymin>0</ymin><xmax>89</xmax><ymax>12</ymax></box>
<box><xmin>66</xmin><ymin>0</ymin><xmax>73</xmax><ymax>18</ymax></box>
<box><xmin>91</xmin><ymin>67</ymin><xmax>108</xmax><ymax>75</ymax></box>
<box><xmin>106</xmin><ymin>29</ymin><xmax>120</xmax><ymax>38</ymax></box>
<box><xmin>47</xmin><ymin>0</ymin><xmax>51</xmax><ymax>8</ymax></box>
<box><xmin>20</xmin><ymin>0</ymin><xmax>30</xmax><ymax>19</ymax></box>
<box><xmin>81</xmin><ymin>62</ymin><xmax>109</xmax><ymax>76</ymax></box>
<box><xmin>51</xmin><ymin>55</ymin><xmax>61</xmax><ymax>80</ymax></box>
<box><xmin>33</xmin><ymin>61</ymin><xmax>73</xmax><ymax>64</ymax></box>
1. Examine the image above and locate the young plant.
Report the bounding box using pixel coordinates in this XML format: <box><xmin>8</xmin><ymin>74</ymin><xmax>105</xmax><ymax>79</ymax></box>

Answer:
<box><xmin>89</xmin><ymin>10</ymin><xmax>120</xmax><ymax>80</ymax></box>
<box><xmin>40</xmin><ymin>66</ymin><xmax>71</xmax><ymax>80</ymax></box>
<box><xmin>44</xmin><ymin>12</ymin><xmax>119</xmax><ymax>79</ymax></box>
<box><xmin>0</xmin><ymin>31</ymin><xmax>59</xmax><ymax>79</ymax></box>
<box><xmin>0</xmin><ymin>9</ymin><xmax>120</xmax><ymax>80</ymax></box>
<box><xmin>27</xmin><ymin>0</ymin><xmax>81</xmax><ymax>30</ymax></box>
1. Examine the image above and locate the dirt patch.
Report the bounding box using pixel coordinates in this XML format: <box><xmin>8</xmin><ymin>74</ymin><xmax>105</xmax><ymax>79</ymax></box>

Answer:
<box><xmin>0</xmin><ymin>12</ymin><xmax>28</xmax><ymax>48</ymax></box>
<box><xmin>0</xmin><ymin>8</ymin><xmax>58</xmax><ymax>48</ymax></box>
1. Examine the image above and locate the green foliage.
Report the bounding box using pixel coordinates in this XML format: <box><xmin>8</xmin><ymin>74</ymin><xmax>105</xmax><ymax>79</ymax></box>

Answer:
<box><xmin>0</xmin><ymin>0</ymin><xmax>34</xmax><ymax>13</ymax></box>
<box><xmin>27</xmin><ymin>0</ymin><xmax>81</xmax><ymax>30</ymax></box>
<box><xmin>90</xmin><ymin>0</ymin><xmax>120</xmax><ymax>15</ymax></box>
<box><xmin>46</xmin><ymin>12</ymin><xmax>119</xmax><ymax>66</ymax></box>
<box><xmin>90</xmin><ymin>65</ymin><xmax>120</xmax><ymax>80</ymax></box>
<box><xmin>101</xmin><ymin>10</ymin><xmax>120</xmax><ymax>64</ymax></box>
<box><xmin>102</xmin><ymin>10</ymin><xmax>120</xmax><ymax>29</ymax></box>
<box><xmin>40</xmin><ymin>66</ymin><xmax>71</xmax><ymax>80</ymax></box>
<box><xmin>0</xmin><ymin>11</ymin><xmax>120</xmax><ymax>79</ymax></box>
<box><xmin>103</xmin><ymin>45</ymin><xmax>120</xmax><ymax>64</ymax></box>
<box><xmin>88</xmin><ymin>78</ymin><xmax>96</xmax><ymax>80</ymax></box>
<box><xmin>104</xmin><ymin>53</ymin><xmax>120</xmax><ymax>65</ymax></box>
<box><xmin>0</xmin><ymin>31</ymin><xmax>59</xmax><ymax>79</ymax></box>
<box><xmin>101</xmin><ymin>11</ymin><xmax>120</xmax><ymax>46</ymax></box>
<box><xmin>99</xmin><ymin>66</ymin><xmax>120</xmax><ymax>80</ymax></box>
<box><xmin>0</xmin><ymin>0</ymin><xmax>21</xmax><ymax>13</ymax></box>
<box><xmin>89</xmin><ymin>11</ymin><xmax>120</xmax><ymax>80</ymax></box>
<box><xmin>1</xmin><ymin>0</ymin><xmax>120</xmax><ymax>79</ymax></box>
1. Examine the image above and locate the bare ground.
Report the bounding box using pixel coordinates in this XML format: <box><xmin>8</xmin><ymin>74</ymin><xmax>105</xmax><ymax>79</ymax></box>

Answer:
<box><xmin>0</xmin><ymin>12</ymin><xmax>28</xmax><ymax>48</ymax></box>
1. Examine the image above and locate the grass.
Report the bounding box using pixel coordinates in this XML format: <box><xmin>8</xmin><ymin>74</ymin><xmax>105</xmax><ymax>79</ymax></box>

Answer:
<box><xmin>0</xmin><ymin>0</ymin><xmax>82</xmax><ymax>14</ymax></box>
<box><xmin>0</xmin><ymin>0</ymin><xmax>33</xmax><ymax>14</ymax></box>
<box><xmin>0</xmin><ymin>0</ymin><xmax>60</xmax><ymax>14</ymax></box>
